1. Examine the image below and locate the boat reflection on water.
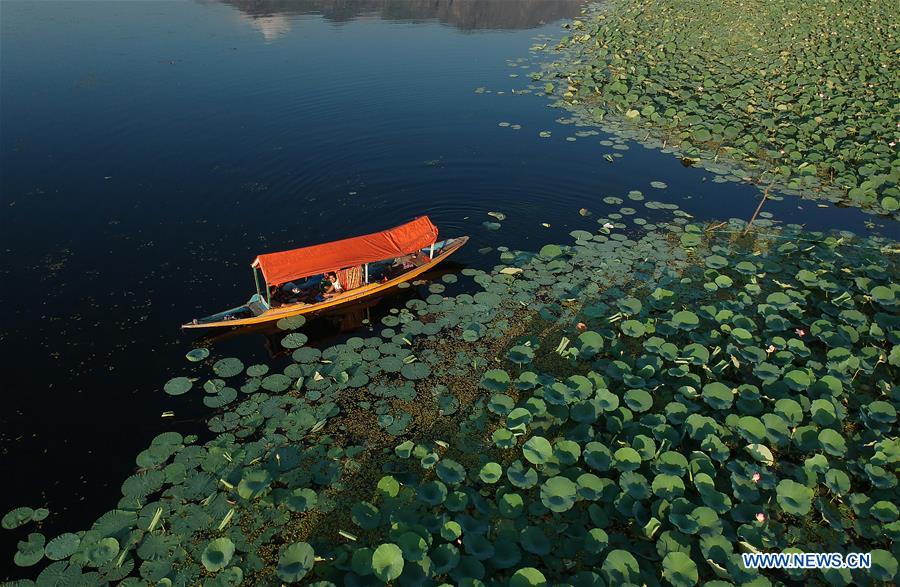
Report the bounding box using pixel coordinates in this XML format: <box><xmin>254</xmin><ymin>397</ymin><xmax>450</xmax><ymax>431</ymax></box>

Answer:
<box><xmin>190</xmin><ymin>263</ymin><xmax>463</xmax><ymax>357</ymax></box>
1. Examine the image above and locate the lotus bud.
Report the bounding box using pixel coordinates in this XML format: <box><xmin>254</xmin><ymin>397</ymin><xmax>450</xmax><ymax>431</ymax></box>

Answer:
<box><xmin>756</xmin><ymin>512</ymin><xmax>766</xmax><ymax>523</ymax></box>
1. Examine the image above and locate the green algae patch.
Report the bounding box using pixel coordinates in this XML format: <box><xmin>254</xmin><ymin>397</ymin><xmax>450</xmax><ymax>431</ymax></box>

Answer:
<box><xmin>541</xmin><ymin>0</ymin><xmax>900</xmax><ymax>217</ymax></box>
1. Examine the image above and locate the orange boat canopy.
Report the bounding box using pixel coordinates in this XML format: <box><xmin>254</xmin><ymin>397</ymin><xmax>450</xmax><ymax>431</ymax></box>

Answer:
<box><xmin>252</xmin><ymin>216</ymin><xmax>439</xmax><ymax>286</ymax></box>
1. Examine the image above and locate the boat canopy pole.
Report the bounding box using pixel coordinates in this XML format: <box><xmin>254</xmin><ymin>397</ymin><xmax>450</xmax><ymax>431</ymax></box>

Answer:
<box><xmin>429</xmin><ymin>242</ymin><xmax>435</xmax><ymax>259</ymax></box>
<box><xmin>253</xmin><ymin>267</ymin><xmax>262</xmax><ymax>298</ymax></box>
<box><xmin>364</xmin><ymin>263</ymin><xmax>369</xmax><ymax>284</ymax></box>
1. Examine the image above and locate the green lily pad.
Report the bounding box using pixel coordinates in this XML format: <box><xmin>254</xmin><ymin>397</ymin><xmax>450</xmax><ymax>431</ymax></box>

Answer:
<box><xmin>277</xmin><ymin>542</ymin><xmax>314</xmax><ymax>583</ymax></box>
<box><xmin>371</xmin><ymin>543</ymin><xmax>404</xmax><ymax>582</ymax></box>
<box><xmin>163</xmin><ymin>377</ymin><xmax>192</xmax><ymax>396</ymax></box>
<box><xmin>201</xmin><ymin>538</ymin><xmax>235</xmax><ymax>572</ymax></box>
<box><xmin>776</xmin><ymin>479</ymin><xmax>814</xmax><ymax>516</ymax></box>
<box><xmin>185</xmin><ymin>348</ymin><xmax>209</xmax><ymax>362</ymax></box>
<box><xmin>540</xmin><ymin>476</ymin><xmax>578</xmax><ymax>512</ymax></box>
<box><xmin>2</xmin><ymin>507</ymin><xmax>35</xmax><ymax>530</ymax></box>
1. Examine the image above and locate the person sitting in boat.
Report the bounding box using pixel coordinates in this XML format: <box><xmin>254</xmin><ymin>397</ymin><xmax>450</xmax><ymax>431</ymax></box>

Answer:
<box><xmin>280</xmin><ymin>281</ymin><xmax>304</xmax><ymax>304</ymax></box>
<box><xmin>322</xmin><ymin>272</ymin><xmax>343</xmax><ymax>298</ymax></box>
<box><xmin>393</xmin><ymin>254</ymin><xmax>417</xmax><ymax>269</ymax></box>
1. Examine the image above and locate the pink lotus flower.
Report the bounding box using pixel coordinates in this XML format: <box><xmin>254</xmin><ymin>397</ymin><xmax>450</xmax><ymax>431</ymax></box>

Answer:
<box><xmin>576</xmin><ymin>322</ymin><xmax>587</xmax><ymax>332</ymax></box>
<box><xmin>766</xmin><ymin>345</ymin><xmax>776</xmax><ymax>354</ymax></box>
<box><xmin>752</xmin><ymin>472</ymin><xmax>761</xmax><ymax>483</ymax></box>
<box><xmin>795</xmin><ymin>328</ymin><xmax>806</xmax><ymax>337</ymax></box>
<box><xmin>756</xmin><ymin>512</ymin><xmax>766</xmax><ymax>523</ymax></box>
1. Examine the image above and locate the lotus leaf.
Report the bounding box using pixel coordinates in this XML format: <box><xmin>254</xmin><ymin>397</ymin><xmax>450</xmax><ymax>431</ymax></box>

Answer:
<box><xmin>371</xmin><ymin>543</ymin><xmax>404</xmax><ymax>582</ymax></box>
<box><xmin>479</xmin><ymin>462</ymin><xmax>502</xmax><ymax>484</ymax></box>
<box><xmin>613</xmin><ymin>447</ymin><xmax>642</xmax><ymax>471</ymax></box>
<box><xmin>652</xmin><ymin>474</ymin><xmax>686</xmax><ymax>501</ymax></box>
<box><xmin>45</xmin><ymin>533</ymin><xmax>80</xmax><ymax>561</ymax></box>
<box><xmin>520</xmin><ymin>526</ymin><xmax>551</xmax><ymax>555</ymax></box>
<box><xmin>510</xmin><ymin>567</ymin><xmax>548</xmax><ymax>587</ymax></box>
<box><xmin>818</xmin><ymin>429</ymin><xmax>847</xmax><ymax>456</ymax></box>
<box><xmin>185</xmin><ymin>348</ymin><xmax>209</xmax><ymax>362</ymax></box>
<box><xmin>212</xmin><ymin>358</ymin><xmax>243</xmax><ymax>378</ymax></box>
<box><xmin>488</xmin><ymin>394</ymin><xmax>514</xmax><ymax>416</ymax></box>
<box><xmin>441</xmin><ymin>520</ymin><xmax>462</xmax><ymax>541</ymax></box>
<box><xmin>436</xmin><ymin>460</ymin><xmax>466</xmax><ymax>485</ymax></box>
<box><xmin>554</xmin><ymin>439</ymin><xmax>581</xmax><ymax>464</ymax></box>
<box><xmin>200</xmin><ymin>538</ymin><xmax>234</xmax><ymax>572</ymax></box>
<box><xmin>869</xmin><ymin>549</ymin><xmax>898</xmax><ymax>581</ymax></box>
<box><xmin>277</xmin><ymin>541</ymin><xmax>314</xmax><ymax>583</ymax></box>
<box><xmin>2</xmin><ymin>507</ymin><xmax>35</xmax><ymax>530</ymax></box>
<box><xmin>351</xmin><ymin>502</ymin><xmax>380</xmax><ymax>530</ymax></box>
<box><xmin>522</xmin><ymin>436</ymin><xmax>552</xmax><ymax>465</ymax></box>
<box><xmin>776</xmin><ymin>479</ymin><xmax>814</xmax><ymax>516</ymax></box>
<box><xmin>623</xmin><ymin>388</ymin><xmax>652</xmax><ymax>412</ymax></box>
<box><xmin>507</xmin><ymin>460</ymin><xmax>538</xmax><ymax>489</ymax></box>
<box><xmin>399</xmin><ymin>361</ymin><xmax>429</xmax><ymax>380</ymax></box>
<box><xmin>417</xmin><ymin>480</ymin><xmax>447</xmax><ymax>506</ymax></box>
<box><xmin>163</xmin><ymin>377</ymin><xmax>192</xmax><ymax>396</ymax></box>
<box><xmin>432</xmin><ymin>544</ymin><xmax>460</xmax><ymax>574</ymax></box>
<box><xmin>671</xmin><ymin>310</ymin><xmax>699</xmax><ymax>330</ymax></box>
<box><xmin>601</xmin><ymin>549</ymin><xmax>641</xmax><ymax>584</ymax></box>
<box><xmin>86</xmin><ymin>537</ymin><xmax>119</xmax><ymax>567</ymax></box>
<box><xmin>539</xmin><ymin>244</ymin><xmax>562</xmax><ymax>260</ymax></box>
<box><xmin>507</xmin><ymin>345</ymin><xmax>535</xmax><ymax>365</ymax></box>
<box><xmin>276</xmin><ymin>315</ymin><xmax>306</xmax><ymax>330</ymax></box>
<box><xmin>14</xmin><ymin>532</ymin><xmax>45</xmax><ymax>567</ymax></box>
<box><xmin>662</xmin><ymin>551</ymin><xmax>698</xmax><ymax>587</ymax></box>
<box><xmin>480</xmin><ymin>369</ymin><xmax>510</xmax><ymax>392</ymax></box>
<box><xmin>540</xmin><ymin>476</ymin><xmax>578</xmax><ymax>512</ymax></box>
<box><xmin>492</xmin><ymin>428</ymin><xmax>516</xmax><ymax>449</ymax></box>
<box><xmin>396</xmin><ymin>531</ymin><xmax>428</xmax><ymax>562</ymax></box>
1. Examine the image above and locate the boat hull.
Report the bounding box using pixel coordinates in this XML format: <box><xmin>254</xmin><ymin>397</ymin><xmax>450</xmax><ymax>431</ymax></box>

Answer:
<box><xmin>182</xmin><ymin>236</ymin><xmax>468</xmax><ymax>329</ymax></box>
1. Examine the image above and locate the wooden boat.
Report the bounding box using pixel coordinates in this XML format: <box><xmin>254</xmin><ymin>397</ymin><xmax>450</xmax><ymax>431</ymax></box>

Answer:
<box><xmin>182</xmin><ymin>216</ymin><xmax>468</xmax><ymax>329</ymax></box>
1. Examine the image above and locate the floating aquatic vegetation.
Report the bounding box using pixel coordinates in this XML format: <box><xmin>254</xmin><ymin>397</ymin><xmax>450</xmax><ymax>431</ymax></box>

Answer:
<box><xmin>184</xmin><ymin>347</ymin><xmax>209</xmax><ymax>362</ymax></box>
<box><xmin>4</xmin><ymin>198</ymin><xmax>898</xmax><ymax>585</ymax></box>
<box><xmin>540</xmin><ymin>0</ymin><xmax>900</xmax><ymax>217</ymax></box>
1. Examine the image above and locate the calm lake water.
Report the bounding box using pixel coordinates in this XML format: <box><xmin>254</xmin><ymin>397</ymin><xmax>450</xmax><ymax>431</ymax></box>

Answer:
<box><xmin>0</xmin><ymin>0</ymin><xmax>894</xmax><ymax>576</ymax></box>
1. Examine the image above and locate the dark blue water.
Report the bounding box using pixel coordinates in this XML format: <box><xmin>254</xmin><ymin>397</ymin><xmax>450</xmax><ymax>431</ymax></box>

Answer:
<box><xmin>0</xmin><ymin>0</ymin><xmax>894</xmax><ymax>576</ymax></box>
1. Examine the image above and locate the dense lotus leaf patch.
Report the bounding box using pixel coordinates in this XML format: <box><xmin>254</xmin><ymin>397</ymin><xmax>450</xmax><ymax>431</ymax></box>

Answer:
<box><xmin>539</xmin><ymin>0</ymin><xmax>900</xmax><ymax>217</ymax></box>
<box><xmin>8</xmin><ymin>200</ymin><xmax>899</xmax><ymax>587</ymax></box>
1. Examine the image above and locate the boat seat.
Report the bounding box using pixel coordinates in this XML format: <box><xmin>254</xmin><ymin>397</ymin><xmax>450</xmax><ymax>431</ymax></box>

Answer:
<box><xmin>247</xmin><ymin>297</ymin><xmax>269</xmax><ymax>316</ymax></box>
